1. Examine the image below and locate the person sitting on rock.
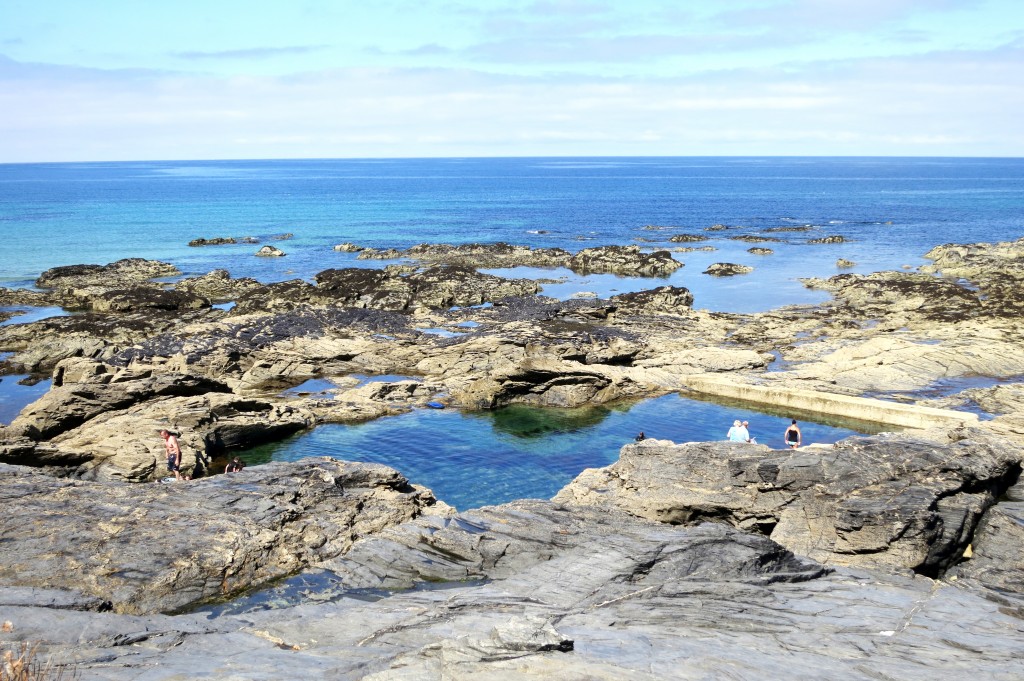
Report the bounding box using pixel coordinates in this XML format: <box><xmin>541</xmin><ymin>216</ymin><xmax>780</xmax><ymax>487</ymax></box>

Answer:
<box><xmin>225</xmin><ymin>457</ymin><xmax>245</xmax><ymax>473</ymax></box>
<box><xmin>784</xmin><ymin>419</ymin><xmax>802</xmax><ymax>449</ymax></box>
<box><xmin>160</xmin><ymin>429</ymin><xmax>183</xmax><ymax>481</ymax></box>
<box><xmin>727</xmin><ymin>420</ymin><xmax>749</xmax><ymax>442</ymax></box>
<box><xmin>742</xmin><ymin>420</ymin><xmax>755</xmax><ymax>443</ymax></box>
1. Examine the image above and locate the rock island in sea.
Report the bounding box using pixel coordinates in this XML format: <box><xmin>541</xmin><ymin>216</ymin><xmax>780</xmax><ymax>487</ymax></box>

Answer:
<box><xmin>1</xmin><ymin>238</ymin><xmax>1023</xmax><ymax>679</ymax></box>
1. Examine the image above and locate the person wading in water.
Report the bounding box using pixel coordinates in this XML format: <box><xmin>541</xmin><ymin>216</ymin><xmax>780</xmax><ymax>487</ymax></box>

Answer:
<box><xmin>784</xmin><ymin>420</ymin><xmax>802</xmax><ymax>449</ymax></box>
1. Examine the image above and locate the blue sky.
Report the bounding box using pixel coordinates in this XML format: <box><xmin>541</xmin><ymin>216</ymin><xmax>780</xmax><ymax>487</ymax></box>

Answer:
<box><xmin>1</xmin><ymin>0</ymin><xmax>1022</xmax><ymax>161</ymax></box>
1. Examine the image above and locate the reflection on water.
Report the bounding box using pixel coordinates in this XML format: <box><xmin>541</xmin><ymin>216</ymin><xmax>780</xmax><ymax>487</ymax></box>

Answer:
<box><xmin>239</xmin><ymin>393</ymin><xmax>874</xmax><ymax>510</ymax></box>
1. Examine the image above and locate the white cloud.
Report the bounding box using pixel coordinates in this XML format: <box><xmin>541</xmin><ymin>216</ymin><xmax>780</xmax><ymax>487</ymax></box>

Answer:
<box><xmin>0</xmin><ymin>42</ymin><xmax>1021</xmax><ymax>161</ymax></box>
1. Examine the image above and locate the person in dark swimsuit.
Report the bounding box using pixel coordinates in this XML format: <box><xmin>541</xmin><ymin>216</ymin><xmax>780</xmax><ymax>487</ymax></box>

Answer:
<box><xmin>784</xmin><ymin>420</ymin><xmax>802</xmax><ymax>449</ymax></box>
<box><xmin>225</xmin><ymin>456</ymin><xmax>245</xmax><ymax>473</ymax></box>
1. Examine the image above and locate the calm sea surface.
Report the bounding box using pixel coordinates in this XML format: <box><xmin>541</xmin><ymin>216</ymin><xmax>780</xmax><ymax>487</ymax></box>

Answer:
<box><xmin>2</xmin><ymin>157</ymin><xmax>1021</xmax><ymax>506</ymax></box>
<box><xmin>2</xmin><ymin>157</ymin><xmax>1022</xmax><ymax>312</ymax></box>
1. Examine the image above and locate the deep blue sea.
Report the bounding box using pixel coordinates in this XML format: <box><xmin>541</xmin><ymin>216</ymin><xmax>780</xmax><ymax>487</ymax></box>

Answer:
<box><xmin>2</xmin><ymin>157</ymin><xmax>1022</xmax><ymax>507</ymax></box>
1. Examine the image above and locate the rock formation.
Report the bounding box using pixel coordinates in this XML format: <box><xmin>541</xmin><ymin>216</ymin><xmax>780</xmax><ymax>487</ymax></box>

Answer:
<box><xmin>1</xmin><ymin>236</ymin><xmax>1024</xmax><ymax>678</ymax></box>
<box><xmin>704</xmin><ymin>262</ymin><xmax>753</xmax><ymax>276</ymax></box>
<box><xmin>188</xmin><ymin>237</ymin><xmax>237</xmax><ymax>246</ymax></box>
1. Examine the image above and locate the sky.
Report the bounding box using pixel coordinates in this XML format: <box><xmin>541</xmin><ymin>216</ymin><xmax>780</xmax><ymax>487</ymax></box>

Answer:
<box><xmin>0</xmin><ymin>0</ymin><xmax>1022</xmax><ymax>161</ymax></box>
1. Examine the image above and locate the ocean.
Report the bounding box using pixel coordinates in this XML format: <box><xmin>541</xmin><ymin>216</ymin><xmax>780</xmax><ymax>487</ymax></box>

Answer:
<box><xmin>2</xmin><ymin>157</ymin><xmax>1022</xmax><ymax>507</ymax></box>
<box><xmin>3</xmin><ymin>157</ymin><xmax>1022</xmax><ymax>312</ymax></box>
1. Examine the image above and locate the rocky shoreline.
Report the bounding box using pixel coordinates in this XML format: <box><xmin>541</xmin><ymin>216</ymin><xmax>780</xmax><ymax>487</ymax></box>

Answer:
<box><xmin>1</xmin><ymin>238</ymin><xmax>1024</xmax><ymax>678</ymax></box>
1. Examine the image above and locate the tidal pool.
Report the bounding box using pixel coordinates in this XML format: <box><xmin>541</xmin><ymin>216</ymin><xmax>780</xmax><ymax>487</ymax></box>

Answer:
<box><xmin>0</xmin><ymin>306</ymin><xmax>71</xmax><ymax>326</ymax></box>
<box><xmin>0</xmin><ymin>374</ymin><xmax>51</xmax><ymax>424</ymax></box>
<box><xmin>239</xmin><ymin>393</ymin><xmax>882</xmax><ymax>510</ymax></box>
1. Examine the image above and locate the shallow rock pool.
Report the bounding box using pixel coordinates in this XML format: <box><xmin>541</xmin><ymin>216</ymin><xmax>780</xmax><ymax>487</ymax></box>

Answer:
<box><xmin>240</xmin><ymin>393</ymin><xmax>883</xmax><ymax>510</ymax></box>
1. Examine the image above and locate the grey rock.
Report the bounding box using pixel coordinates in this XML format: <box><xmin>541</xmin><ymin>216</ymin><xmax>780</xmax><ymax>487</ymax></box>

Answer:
<box><xmin>950</xmin><ymin>500</ymin><xmax>1024</xmax><ymax>597</ymax></box>
<box><xmin>554</xmin><ymin>432</ymin><xmax>1020</xmax><ymax>575</ymax></box>
<box><xmin>610</xmin><ymin>285</ymin><xmax>694</xmax><ymax>315</ymax></box>
<box><xmin>188</xmin><ymin>237</ymin><xmax>237</xmax><ymax>246</ymax></box>
<box><xmin>567</xmin><ymin>245</ymin><xmax>682</xmax><ymax>277</ymax></box>
<box><xmin>703</xmin><ymin>262</ymin><xmax>753</xmax><ymax>276</ymax></box>
<box><xmin>3</xmin><ymin>503</ymin><xmax>1023</xmax><ymax>680</ymax></box>
<box><xmin>35</xmin><ymin>259</ymin><xmax>180</xmax><ymax>289</ymax></box>
<box><xmin>6</xmin><ymin>367</ymin><xmax>231</xmax><ymax>441</ymax></box>
<box><xmin>729</xmin><ymin>234</ymin><xmax>782</xmax><ymax>243</ymax></box>
<box><xmin>0</xmin><ymin>458</ymin><xmax>439</xmax><ymax>615</ymax></box>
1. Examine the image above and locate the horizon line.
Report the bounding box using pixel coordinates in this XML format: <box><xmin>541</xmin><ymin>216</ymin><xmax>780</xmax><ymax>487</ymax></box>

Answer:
<box><xmin>3</xmin><ymin>153</ymin><xmax>1024</xmax><ymax>166</ymax></box>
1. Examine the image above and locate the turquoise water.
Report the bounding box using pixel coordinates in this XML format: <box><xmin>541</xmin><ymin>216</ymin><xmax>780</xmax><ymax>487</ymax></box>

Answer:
<box><xmin>239</xmin><ymin>394</ymin><xmax>879</xmax><ymax>510</ymax></box>
<box><xmin>2</xmin><ymin>157</ymin><xmax>1022</xmax><ymax>313</ymax></box>
<box><xmin>3</xmin><ymin>157</ymin><xmax>1020</xmax><ymax>503</ymax></box>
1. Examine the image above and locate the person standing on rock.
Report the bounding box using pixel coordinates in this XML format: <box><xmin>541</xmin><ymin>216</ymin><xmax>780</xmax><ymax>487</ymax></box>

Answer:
<box><xmin>784</xmin><ymin>420</ymin><xmax>802</xmax><ymax>449</ymax></box>
<box><xmin>161</xmin><ymin>429</ymin><xmax>183</xmax><ymax>481</ymax></box>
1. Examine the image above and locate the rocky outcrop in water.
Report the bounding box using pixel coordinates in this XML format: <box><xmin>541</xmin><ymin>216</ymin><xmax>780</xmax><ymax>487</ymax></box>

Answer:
<box><xmin>704</xmin><ymin>262</ymin><xmax>753</xmax><ymax>276</ymax></box>
<box><xmin>355</xmin><ymin>242</ymin><xmax>684</xmax><ymax>277</ymax></box>
<box><xmin>669</xmin><ymin>233</ymin><xmax>708</xmax><ymax>242</ymax></box>
<box><xmin>802</xmin><ymin>271</ymin><xmax>981</xmax><ymax>322</ymax></box>
<box><xmin>35</xmin><ymin>258</ymin><xmax>180</xmax><ymax>290</ymax></box>
<box><xmin>359</xmin><ymin>242</ymin><xmax>571</xmax><ymax>268</ymax></box>
<box><xmin>255</xmin><ymin>245</ymin><xmax>286</xmax><ymax>257</ymax></box>
<box><xmin>6</xmin><ymin>360</ymin><xmax>230</xmax><ymax>441</ymax></box>
<box><xmin>188</xmin><ymin>237</ymin><xmax>237</xmax><ymax>246</ymax></box>
<box><xmin>567</xmin><ymin>245</ymin><xmax>682</xmax><ymax>276</ymax></box>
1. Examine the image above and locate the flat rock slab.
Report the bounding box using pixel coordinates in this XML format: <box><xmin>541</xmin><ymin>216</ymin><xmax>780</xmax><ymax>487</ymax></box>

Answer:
<box><xmin>2</xmin><ymin>504</ymin><xmax>1022</xmax><ymax>680</ymax></box>
<box><xmin>0</xmin><ymin>458</ymin><xmax>440</xmax><ymax>614</ymax></box>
